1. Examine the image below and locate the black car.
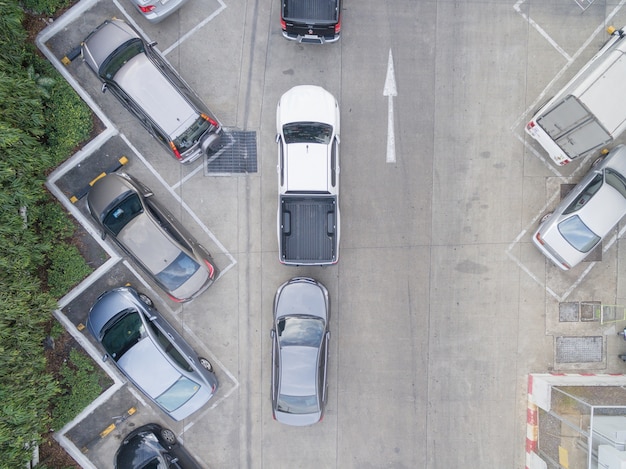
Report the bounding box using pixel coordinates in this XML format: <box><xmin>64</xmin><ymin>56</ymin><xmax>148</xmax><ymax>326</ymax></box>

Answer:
<box><xmin>115</xmin><ymin>423</ymin><xmax>203</xmax><ymax>469</ymax></box>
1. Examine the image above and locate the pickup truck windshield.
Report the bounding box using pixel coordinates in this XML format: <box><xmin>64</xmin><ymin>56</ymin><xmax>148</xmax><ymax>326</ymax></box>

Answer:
<box><xmin>283</xmin><ymin>122</ymin><xmax>332</xmax><ymax>145</ymax></box>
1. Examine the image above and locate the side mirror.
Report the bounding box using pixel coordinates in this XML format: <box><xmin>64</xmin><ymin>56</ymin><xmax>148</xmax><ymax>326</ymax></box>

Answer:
<box><xmin>102</xmin><ymin>354</ymin><xmax>109</xmax><ymax>362</ymax></box>
<box><xmin>270</xmin><ymin>329</ymin><xmax>275</xmax><ymax>338</ymax></box>
<box><xmin>147</xmin><ymin>41</ymin><xmax>157</xmax><ymax>48</ymax></box>
<box><xmin>100</xmin><ymin>230</ymin><xmax>106</xmax><ymax>240</ymax></box>
<box><xmin>101</xmin><ymin>83</ymin><xmax>107</xmax><ymax>93</ymax></box>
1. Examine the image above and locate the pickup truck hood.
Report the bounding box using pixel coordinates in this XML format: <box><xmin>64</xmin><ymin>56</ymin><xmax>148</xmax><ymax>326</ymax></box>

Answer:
<box><xmin>286</xmin><ymin>143</ymin><xmax>329</xmax><ymax>192</ymax></box>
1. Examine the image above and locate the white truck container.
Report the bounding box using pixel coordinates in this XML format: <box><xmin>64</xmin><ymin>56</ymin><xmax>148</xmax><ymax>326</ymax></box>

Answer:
<box><xmin>526</xmin><ymin>26</ymin><xmax>626</xmax><ymax>166</ymax></box>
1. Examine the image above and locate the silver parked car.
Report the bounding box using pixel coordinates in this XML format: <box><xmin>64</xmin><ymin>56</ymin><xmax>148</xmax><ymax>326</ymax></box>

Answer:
<box><xmin>81</xmin><ymin>19</ymin><xmax>221</xmax><ymax>164</ymax></box>
<box><xmin>533</xmin><ymin>144</ymin><xmax>626</xmax><ymax>270</ymax></box>
<box><xmin>128</xmin><ymin>0</ymin><xmax>190</xmax><ymax>23</ymax></box>
<box><xmin>87</xmin><ymin>287</ymin><xmax>218</xmax><ymax>421</ymax></box>
<box><xmin>270</xmin><ymin>277</ymin><xmax>330</xmax><ymax>426</ymax></box>
<box><xmin>87</xmin><ymin>172</ymin><xmax>218</xmax><ymax>303</ymax></box>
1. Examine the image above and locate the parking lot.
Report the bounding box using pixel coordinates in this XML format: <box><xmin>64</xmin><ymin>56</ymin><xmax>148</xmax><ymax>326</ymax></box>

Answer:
<box><xmin>35</xmin><ymin>0</ymin><xmax>626</xmax><ymax>467</ymax></box>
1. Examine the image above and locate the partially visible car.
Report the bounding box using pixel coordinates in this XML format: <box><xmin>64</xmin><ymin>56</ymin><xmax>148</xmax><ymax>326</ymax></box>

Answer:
<box><xmin>533</xmin><ymin>144</ymin><xmax>626</xmax><ymax>270</ymax></box>
<box><xmin>87</xmin><ymin>287</ymin><xmax>218</xmax><ymax>421</ymax></box>
<box><xmin>87</xmin><ymin>172</ymin><xmax>218</xmax><ymax>303</ymax></box>
<box><xmin>81</xmin><ymin>19</ymin><xmax>221</xmax><ymax>164</ymax></box>
<box><xmin>270</xmin><ymin>277</ymin><xmax>330</xmax><ymax>426</ymax></box>
<box><xmin>115</xmin><ymin>423</ymin><xmax>203</xmax><ymax>469</ymax></box>
<box><xmin>128</xmin><ymin>0</ymin><xmax>190</xmax><ymax>23</ymax></box>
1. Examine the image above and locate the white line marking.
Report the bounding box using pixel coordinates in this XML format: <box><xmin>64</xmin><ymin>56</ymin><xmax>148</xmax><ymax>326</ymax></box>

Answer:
<box><xmin>163</xmin><ymin>1</ymin><xmax>227</xmax><ymax>56</ymax></box>
<box><xmin>384</xmin><ymin>49</ymin><xmax>397</xmax><ymax>164</ymax></box>
<box><xmin>513</xmin><ymin>0</ymin><xmax>571</xmax><ymax>61</ymax></box>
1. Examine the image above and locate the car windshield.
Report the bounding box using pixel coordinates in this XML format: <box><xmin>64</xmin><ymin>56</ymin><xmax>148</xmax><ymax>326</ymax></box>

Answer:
<box><xmin>558</xmin><ymin>215</ymin><xmax>601</xmax><ymax>253</ymax></box>
<box><xmin>173</xmin><ymin>116</ymin><xmax>210</xmax><ymax>152</ymax></box>
<box><xmin>155</xmin><ymin>251</ymin><xmax>200</xmax><ymax>291</ymax></box>
<box><xmin>563</xmin><ymin>173</ymin><xmax>603</xmax><ymax>215</ymax></box>
<box><xmin>277</xmin><ymin>393</ymin><xmax>319</xmax><ymax>414</ymax></box>
<box><xmin>99</xmin><ymin>38</ymin><xmax>145</xmax><ymax>80</ymax></box>
<box><xmin>101</xmin><ymin>310</ymin><xmax>146</xmax><ymax>361</ymax></box>
<box><xmin>605</xmin><ymin>168</ymin><xmax>626</xmax><ymax>199</ymax></box>
<box><xmin>283</xmin><ymin>122</ymin><xmax>332</xmax><ymax>145</ymax></box>
<box><xmin>103</xmin><ymin>193</ymin><xmax>143</xmax><ymax>236</ymax></box>
<box><xmin>156</xmin><ymin>376</ymin><xmax>200</xmax><ymax>412</ymax></box>
<box><xmin>277</xmin><ymin>316</ymin><xmax>324</xmax><ymax>347</ymax></box>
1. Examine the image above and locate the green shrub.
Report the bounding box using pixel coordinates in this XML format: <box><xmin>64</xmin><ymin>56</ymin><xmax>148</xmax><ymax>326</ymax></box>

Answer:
<box><xmin>20</xmin><ymin>0</ymin><xmax>73</xmax><ymax>16</ymax></box>
<box><xmin>51</xmin><ymin>349</ymin><xmax>107</xmax><ymax>429</ymax></box>
<box><xmin>44</xmin><ymin>79</ymin><xmax>93</xmax><ymax>166</ymax></box>
<box><xmin>46</xmin><ymin>244</ymin><xmax>93</xmax><ymax>298</ymax></box>
<box><xmin>32</xmin><ymin>200</ymin><xmax>75</xmax><ymax>246</ymax></box>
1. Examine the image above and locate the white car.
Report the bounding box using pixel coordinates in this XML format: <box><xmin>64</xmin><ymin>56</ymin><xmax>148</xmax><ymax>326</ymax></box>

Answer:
<box><xmin>533</xmin><ymin>144</ymin><xmax>626</xmax><ymax>270</ymax></box>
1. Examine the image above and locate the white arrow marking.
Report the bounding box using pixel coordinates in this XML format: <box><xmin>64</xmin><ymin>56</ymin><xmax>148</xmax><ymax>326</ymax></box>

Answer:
<box><xmin>383</xmin><ymin>49</ymin><xmax>397</xmax><ymax>164</ymax></box>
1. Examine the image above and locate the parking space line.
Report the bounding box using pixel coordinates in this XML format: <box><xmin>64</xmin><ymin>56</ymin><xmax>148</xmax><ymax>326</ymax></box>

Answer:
<box><xmin>513</xmin><ymin>0</ymin><xmax>572</xmax><ymax>61</ymax></box>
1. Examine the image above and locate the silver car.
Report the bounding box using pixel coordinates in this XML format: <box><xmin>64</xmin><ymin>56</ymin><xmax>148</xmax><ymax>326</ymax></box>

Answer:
<box><xmin>270</xmin><ymin>277</ymin><xmax>330</xmax><ymax>426</ymax></box>
<box><xmin>87</xmin><ymin>172</ymin><xmax>218</xmax><ymax>303</ymax></box>
<box><xmin>81</xmin><ymin>19</ymin><xmax>221</xmax><ymax>164</ymax></box>
<box><xmin>533</xmin><ymin>144</ymin><xmax>626</xmax><ymax>270</ymax></box>
<box><xmin>128</xmin><ymin>0</ymin><xmax>189</xmax><ymax>23</ymax></box>
<box><xmin>87</xmin><ymin>287</ymin><xmax>218</xmax><ymax>421</ymax></box>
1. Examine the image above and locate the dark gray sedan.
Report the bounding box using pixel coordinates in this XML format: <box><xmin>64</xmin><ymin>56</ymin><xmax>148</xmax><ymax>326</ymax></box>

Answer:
<box><xmin>270</xmin><ymin>277</ymin><xmax>330</xmax><ymax>426</ymax></box>
<box><xmin>115</xmin><ymin>423</ymin><xmax>202</xmax><ymax>469</ymax></box>
<box><xmin>87</xmin><ymin>287</ymin><xmax>218</xmax><ymax>421</ymax></box>
<box><xmin>87</xmin><ymin>172</ymin><xmax>218</xmax><ymax>302</ymax></box>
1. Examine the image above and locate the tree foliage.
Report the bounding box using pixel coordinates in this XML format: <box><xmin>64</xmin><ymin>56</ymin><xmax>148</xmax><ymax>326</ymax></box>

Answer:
<box><xmin>0</xmin><ymin>1</ymin><xmax>94</xmax><ymax>466</ymax></box>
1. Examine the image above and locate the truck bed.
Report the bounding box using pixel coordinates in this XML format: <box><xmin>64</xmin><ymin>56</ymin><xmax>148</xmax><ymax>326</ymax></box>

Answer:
<box><xmin>280</xmin><ymin>195</ymin><xmax>337</xmax><ymax>265</ymax></box>
<box><xmin>283</xmin><ymin>0</ymin><xmax>338</xmax><ymax>22</ymax></box>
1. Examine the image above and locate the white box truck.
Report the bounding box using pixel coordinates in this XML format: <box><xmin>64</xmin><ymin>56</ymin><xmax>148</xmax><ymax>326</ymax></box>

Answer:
<box><xmin>526</xmin><ymin>26</ymin><xmax>626</xmax><ymax>166</ymax></box>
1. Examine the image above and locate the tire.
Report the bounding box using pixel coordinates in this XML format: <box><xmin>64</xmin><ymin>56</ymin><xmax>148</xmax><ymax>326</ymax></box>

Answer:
<box><xmin>592</xmin><ymin>155</ymin><xmax>605</xmax><ymax>168</ymax></box>
<box><xmin>540</xmin><ymin>212</ymin><xmax>553</xmax><ymax>224</ymax></box>
<box><xmin>138</xmin><ymin>292</ymin><xmax>153</xmax><ymax>307</ymax></box>
<box><xmin>199</xmin><ymin>357</ymin><xmax>213</xmax><ymax>372</ymax></box>
<box><xmin>161</xmin><ymin>428</ymin><xmax>176</xmax><ymax>445</ymax></box>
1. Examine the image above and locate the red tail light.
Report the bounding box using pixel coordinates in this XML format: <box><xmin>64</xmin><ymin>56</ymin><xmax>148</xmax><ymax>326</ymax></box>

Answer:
<box><xmin>280</xmin><ymin>18</ymin><xmax>286</xmax><ymax>30</ymax></box>
<box><xmin>535</xmin><ymin>232</ymin><xmax>545</xmax><ymax>245</ymax></box>
<box><xmin>167</xmin><ymin>293</ymin><xmax>184</xmax><ymax>303</ymax></box>
<box><xmin>526</xmin><ymin>121</ymin><xmax>535</xmax><ymax>130</ymax></box>
<box><xmin>201</xmin><ymin>113</ymin><xmax>219</xmax><ymax>127</ymax></box>
<box><xmin>169</xmin><ymin>141</ymin><xmax>182</xmax><ymax>160</ymax></box>
<box><xmin>204</xmin><ymin>259</ymin><xmax>215</xmax><ymax>279</ymax></box>
<box><xmin>139</xmin><ymin>5</ymin><xmax>155</xmax><ymax>13</ymax></box>
<box><xmin>335</xmin><ymin>17</ymin><xmax>341</xmax><ymax>34</ymax></box>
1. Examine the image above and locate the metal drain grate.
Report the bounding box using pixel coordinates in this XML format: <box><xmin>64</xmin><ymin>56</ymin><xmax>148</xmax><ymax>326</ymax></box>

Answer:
<box><xmin>205</xmin><ymin>129</ymin><xmax>257</xmax><ymax>175</ymax></box>
<box><xmin>555</xmin><ymin>336</ymin><xmax>603</xmax><ymax>363</ymax></box>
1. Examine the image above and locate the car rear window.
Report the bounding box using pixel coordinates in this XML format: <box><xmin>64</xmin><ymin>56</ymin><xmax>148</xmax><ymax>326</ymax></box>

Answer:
<box><xmin>173</xmin><ymin>116</ymin><xmax>211</xmax><ymax>152</ymax></box>
<box><xmin>156</xmin><ymin>376</ymin><xmax>200</xmax><ymax>412</ymax></box>
<box><xmin>558</xmin><ymin>215</ymin><xmax>600</xmax><ymax>253</ymax></box>
<box><xmin>155</xmin><ymin>251</ymin><xmax>200</xmax><ymax>291</ymax></box>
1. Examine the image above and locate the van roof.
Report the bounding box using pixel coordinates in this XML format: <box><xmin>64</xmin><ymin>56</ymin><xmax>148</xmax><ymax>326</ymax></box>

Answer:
<box><xmin>115</xmin><ymin>53</ymin><xmax>198</xmax><ymax>139</ymax></box>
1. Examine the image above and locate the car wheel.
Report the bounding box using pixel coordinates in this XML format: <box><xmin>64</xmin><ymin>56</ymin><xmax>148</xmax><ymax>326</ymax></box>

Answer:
<box><xmin>161</xmin><ymin>428</ymin><xmax>177</xmax><ymax>445</ymax></box>
<box><xmin>199</xmin><ymin>357</ymin><xmax>213</xmax><ymax>372</ymax></box>
<box><xmin>592</xmin><ymin>155</ymin><xmax>606</xmax><ymax>167</ymax></box>
<box><xmin>138</xmin><ymin>292</ymin><xmax>153</xmax><ymax>307</ymax></box>
<box><xmin>540</xmin><ymin>212</ymin><xmax>553</xmax><ymax>224</ymax></box>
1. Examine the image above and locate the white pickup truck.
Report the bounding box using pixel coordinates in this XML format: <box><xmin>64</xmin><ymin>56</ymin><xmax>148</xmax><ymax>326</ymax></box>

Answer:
<box><xmin>276</xmin><ymin>85</ymin><xmax>340</xmax><ymax>266</ymax></box>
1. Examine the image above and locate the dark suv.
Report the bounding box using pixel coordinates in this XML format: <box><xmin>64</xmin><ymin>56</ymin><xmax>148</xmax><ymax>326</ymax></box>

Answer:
<box><xmin>82</xmin><ymin>19</ymin><xmax>222</xmax><ymax>164</ymax></box>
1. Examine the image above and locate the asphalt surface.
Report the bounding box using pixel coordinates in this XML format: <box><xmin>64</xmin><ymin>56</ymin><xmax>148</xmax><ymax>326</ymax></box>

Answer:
<box><xmin>36</xmin><ymin>0</ymin><xmax>626</xmax><ymax>468</ymax></box>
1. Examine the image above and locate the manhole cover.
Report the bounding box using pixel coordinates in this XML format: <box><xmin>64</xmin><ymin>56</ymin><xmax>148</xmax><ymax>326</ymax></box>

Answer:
<box><xmin>206</xmin><ymin>130</ymin><xmax>257</xmax><ymax>175</ymax></box>
<box><xmin>555</xmin><ymin>336</ymin><xmax>603</xmax><ymax>363</ymax></box>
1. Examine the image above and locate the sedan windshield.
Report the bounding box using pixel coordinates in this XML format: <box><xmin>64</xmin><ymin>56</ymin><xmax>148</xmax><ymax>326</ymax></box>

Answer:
<box><xmin>558</xmin><ymin>215</ymin><xmax>601</xmax><ymax>253</ymax></box>
<box><xmin>277</xmin><ymin>316</ymin><xmax>324</xmax><ymax>347</ymax></box>
<box><xmin>99</xmin><ymin>38</ymin><xmax>145</xmax><ymax>80</ymax></box>
<box><xmin>101</xmin><ymin>310</ymin><xmax>145</xmax><ymax>361</ymax></box>
<box><xmin>103</xmin><ymin>193</ymin><xmax>143</xmax><ymax>236</ymax></box>
<box><xmin>155</xmin><ymin>251</ymin><xmax>200</xmax><ymax>291</ymax></box>
<box><xmin>283</xmin><ymin>122</ymin><xmax>332</xmax><ymax>145</ymax></box>
<box><xmin>156</xmin><ymin>376</ymin><xmax>200</xmax><ymax>412</ymax></box>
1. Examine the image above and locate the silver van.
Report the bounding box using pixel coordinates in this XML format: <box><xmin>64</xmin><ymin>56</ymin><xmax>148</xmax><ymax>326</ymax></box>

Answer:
<box><xmin>82</xmin><ymin>19</ymin><xmax>222</xmax><ymax>164</ymax></box>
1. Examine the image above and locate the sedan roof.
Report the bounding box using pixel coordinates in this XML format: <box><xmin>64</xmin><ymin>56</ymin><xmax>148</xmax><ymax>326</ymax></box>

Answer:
<box><xmin>280</xmin><ymin>346</ymin><xmax>318</xmax><ymax>396</ymax></box>
<box><xmin>118</xmin><ymin>336</ymin><xmax>180</xmax><ymax>398</ymax></box>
